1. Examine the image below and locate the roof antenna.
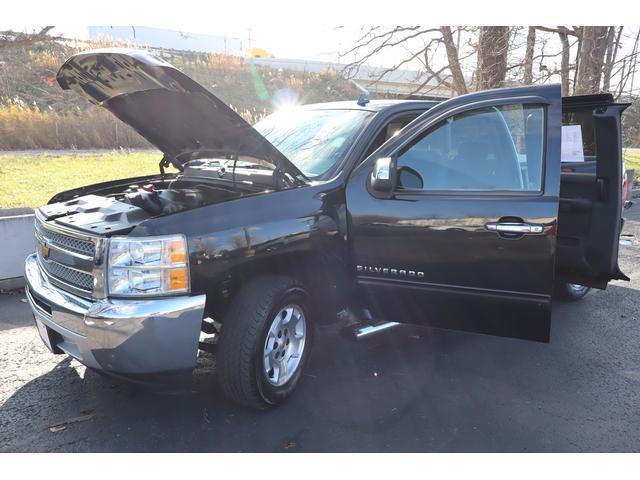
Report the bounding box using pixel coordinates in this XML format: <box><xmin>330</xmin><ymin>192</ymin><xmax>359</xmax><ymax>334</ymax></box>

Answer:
<box><xmin>350</xmin><ymin>80</ymin><xmax>370</xmax><ymax>106</ymax></box>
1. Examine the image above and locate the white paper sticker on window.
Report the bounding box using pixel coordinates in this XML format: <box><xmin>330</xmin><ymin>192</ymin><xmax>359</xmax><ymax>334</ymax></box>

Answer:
<box><xmin>561</xmin><ymin>125</ymin><xmax>585</xmax><ymax>162</ymax></box>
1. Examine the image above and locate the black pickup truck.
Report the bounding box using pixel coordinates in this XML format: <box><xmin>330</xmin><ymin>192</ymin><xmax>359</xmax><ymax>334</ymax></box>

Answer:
<box><xmin>25</xmin><ymin>49</ymin><xmax>629</xmax><ymax>408</ymax></box>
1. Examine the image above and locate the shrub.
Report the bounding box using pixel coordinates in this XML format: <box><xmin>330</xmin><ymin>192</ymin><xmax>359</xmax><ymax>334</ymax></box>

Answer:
<box><xmin>0</xmin><ymin>39</ymin><xmax>359</xmax><ymax>149</ymax></box>
<box><xmin>0</xmin><ymin>102</ymin><xmax>149</xmax><ymax>149</ymax></box>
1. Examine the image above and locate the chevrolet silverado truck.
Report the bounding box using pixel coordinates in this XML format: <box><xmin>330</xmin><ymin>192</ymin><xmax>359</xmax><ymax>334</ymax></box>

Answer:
<box><xmin>25</xmin><ymin>49</ymin><xmax>629</xmax><ymax>408</ymax></box>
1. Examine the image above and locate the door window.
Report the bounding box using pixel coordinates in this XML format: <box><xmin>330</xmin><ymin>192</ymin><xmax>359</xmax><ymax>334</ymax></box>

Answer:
<box><xmin>363</xmin><ymin>113</ymin><xmax>422</xmax><ymax>159</ymax></box>
<box><xmin>396</xmin><ymin>104</ymin><xmax>545</xmax><ymax>192</ymax></box>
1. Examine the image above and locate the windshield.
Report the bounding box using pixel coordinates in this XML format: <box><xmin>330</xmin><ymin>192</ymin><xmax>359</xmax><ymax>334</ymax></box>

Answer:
<box><xmin>254</xmin><ymin>108</ymin><xmax>374</xmax><ymax>177</ymax></box>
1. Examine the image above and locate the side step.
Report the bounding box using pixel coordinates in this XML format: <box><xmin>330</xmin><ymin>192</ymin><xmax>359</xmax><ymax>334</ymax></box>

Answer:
<box><xmin>338</xmin><ymin>308</ymin><xmax>402</xmax><ymax>341</ymax></box>
<box><xmin>349</xmin><ymin>321</ymin><xmax>401</xmax><ymax>340</ymax></box>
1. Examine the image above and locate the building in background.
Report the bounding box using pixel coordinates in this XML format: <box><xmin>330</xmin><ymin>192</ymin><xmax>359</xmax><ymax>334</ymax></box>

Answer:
<box><xmin>87</xmin><ymin>27</ymin><xmax>451</xmax><ymax>100</ymax></box>
<box><xmin>249</xmin><ymin>57</ymin><xmax>454</xmax><ymax>99</ymax></box>
<box><xmin>88</xmin><ymin>26</ymin><xmax>243</xmax><ymax>56</ymax></box>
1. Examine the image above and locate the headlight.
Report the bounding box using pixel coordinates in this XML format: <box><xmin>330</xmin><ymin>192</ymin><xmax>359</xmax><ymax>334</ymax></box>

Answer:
<box><xmin>107</xmin><ymin>235</ymin><xmax>190</xmax><ymax>297</ymax></box>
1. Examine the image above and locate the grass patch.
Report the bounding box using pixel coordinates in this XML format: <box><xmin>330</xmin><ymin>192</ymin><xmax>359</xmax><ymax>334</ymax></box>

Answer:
<box><xmin>623</xmin><ymin>149</ymin><xmax>640</xmax><ymax>173</ymax></box>
<box><xmin>2</xmin><ymin>148</ymin><xmax>639</xmax><ymax>210</ymax></box>
<box><xmin>0</xmin><ymin>151</ymin><xmax>162</xmax><ymax>209</ymax></box>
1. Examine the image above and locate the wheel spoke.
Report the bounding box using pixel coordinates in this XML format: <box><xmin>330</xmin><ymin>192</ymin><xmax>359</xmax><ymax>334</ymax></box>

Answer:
<box><xmin>290</xmin><ymin>309</ymin><xmax>304</xmax><ymax>337</ymax></box>
<box><xmin>262</xmin><ymin>303</ymin><xmax>307</xmax><ymax>386</ymax></box>
<box><xmin>278</xmin><ymin>357</ymin><xmax>288</xmax><ymax>381</ymax></box>
<box><xmin>289</xmin><ymin>310</ymin><xmax>300</xmax><ymax>327</ymax></box>
<box><xmin>289</xmin><ymin>336</ymin><xmax>299</xmax><ymax>353</ymax></box>
<box><xmin>282</xmin><ymin>307</ymin><xmax>294</xmax><ymax>325</ymax></box>
<box><xmin>264</xmin><ymin>347</ymin><xmax>273</xmax><ymax>361</ymax></box>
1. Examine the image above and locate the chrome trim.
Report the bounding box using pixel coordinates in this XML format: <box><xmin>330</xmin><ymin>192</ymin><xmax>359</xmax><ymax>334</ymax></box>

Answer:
<box><xmin>485</xmin><ymin>222</ymin><xmax>544</xmax><ymax>234</ymax></box>
<box><xmin>25</xmin><ymin>254</ymin><xmax>92</xmax><ymax>314</ymax></box>
<box><xmin>92</xmin><ymin>237</ymin><xmax>109</xmax><ymax>300</ymax></box>
<box><xmin>39</xmin><ymin>253</ymin><xmax>94</xmax><ymax>276</ymax></box>
<box><xmin>34</xmin><ymin>210</ymin><xmax>107</xmax><ymax>299</ymax></box>
<box><xmin>37</xmin><ymin>257</ymin><xmax>94</xmax><ymax>296</ymax></box>
<box><xmin>352</xmin><ymin>321</ymin><xmax>400</xmax><ymax>340</ymax></box>
<box><xmin>34</xmin><ymin>209</ymin><xmax>97</xmax><ymax>243</ymax></box>
<box><xmin>373</xmin><ymin>156</ymin><xmax>392</xmax><ymax>181</ymax></box>
<box><xmin>25</xmin><ymin>285</ymin><xmax>52</xmax><ymax>319</ymax></box>
<box><xmin>24</xmin><ymin>253</ymin><xmax>206</xmax><ymax>375</ymax></box>
<box><xmin>25</xmin><ymin>279</ymin><xmax>100</xmax><ymax>369</ymax></box>
<box><xmin>35</xmin><ymin>229</ymin><xmax>94</xmax><ymax>261</ymax></box>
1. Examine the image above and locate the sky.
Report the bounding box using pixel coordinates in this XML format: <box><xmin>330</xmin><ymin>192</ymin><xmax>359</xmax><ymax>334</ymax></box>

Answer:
<box><xmin>23</xmin><ymin>25</ymin><xmax>362</xmax><ymax>64</ymax></box>
<box><xmin>8</xmin><ymin>24</ymin><xmax>448</xmax><ymax>70</ymax></box>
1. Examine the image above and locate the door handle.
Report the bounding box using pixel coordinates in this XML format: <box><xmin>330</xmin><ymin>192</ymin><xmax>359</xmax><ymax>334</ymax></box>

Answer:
<box><xmin>485</xmin><ymin>222</ymin><xmax>544</xmax><ymax>234</ymax></box>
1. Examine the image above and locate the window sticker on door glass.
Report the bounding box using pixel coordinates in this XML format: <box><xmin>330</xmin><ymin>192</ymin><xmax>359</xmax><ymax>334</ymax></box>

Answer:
<box><xmin>561</xmin><ymin>125</ymin><xmax>585</xmax><ymax>162</ymax></box>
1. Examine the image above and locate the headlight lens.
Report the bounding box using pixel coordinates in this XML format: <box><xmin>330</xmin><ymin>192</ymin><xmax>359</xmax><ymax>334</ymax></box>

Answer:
<box><xmin>107</xmin><ymin>235</ymin><xmax>190</xmax><ymax>296</ymax></box>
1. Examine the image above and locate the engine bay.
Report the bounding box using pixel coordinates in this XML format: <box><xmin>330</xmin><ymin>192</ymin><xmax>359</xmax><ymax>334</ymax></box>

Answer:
<box><xmin>116</xmin><ymin>159</ymin><xmax>277</xmax><ymax>216</ymax></box>
<box><xmin>117</xmin><ymin>181</ymin><xmax>235</xmax><ymax>216</ymax></box>
<box><xmin>39</xmin><ymin>165</ymin><xmax>273</xmax><ymax>236</ymax></box>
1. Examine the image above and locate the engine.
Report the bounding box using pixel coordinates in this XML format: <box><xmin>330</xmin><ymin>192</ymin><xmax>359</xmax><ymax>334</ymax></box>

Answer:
<box><xmin>122</xmin><ymin>184</ymin><xmax>205</xmax><ymax>216</ymax></box>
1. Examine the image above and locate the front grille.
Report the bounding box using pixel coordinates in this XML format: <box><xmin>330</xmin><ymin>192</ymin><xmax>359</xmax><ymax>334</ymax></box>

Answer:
<box><xmin>35</xmin><ymin>220</ymin><xmax>95</xmax><ymax>257</ymax></box>
<box><xmin>35</xmin><ymin>215</ymin><xmax>98</xmax><ymax>295</ymax></box>
<box><xmin>39</xmin><ymin>257</ymin><xmax>94</xmax><ymax>291</ymax></box>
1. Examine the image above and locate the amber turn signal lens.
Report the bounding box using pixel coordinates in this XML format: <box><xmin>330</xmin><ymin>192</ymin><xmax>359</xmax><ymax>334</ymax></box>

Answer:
<box><xmin>168</xmin><ymin>239</ymin><xmax>187</xmax><ymax>264</ymax></box>
<box><xmin>166</xmin><ymin>268</ymin><xmax>188</xmax><ymax>291</ymax></box>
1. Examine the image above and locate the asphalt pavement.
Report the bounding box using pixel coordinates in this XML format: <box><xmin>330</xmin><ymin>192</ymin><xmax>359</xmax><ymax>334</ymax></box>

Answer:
<box><xmin>1</xmin><ymin>206</ymin><xmax>639</xmax><ymax>452</ymax></box>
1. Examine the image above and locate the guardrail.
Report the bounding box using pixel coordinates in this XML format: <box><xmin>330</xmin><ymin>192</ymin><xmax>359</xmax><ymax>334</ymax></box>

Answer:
<box><xmin>0</xmin><ymin>213</ymin><xmax>35</xmax><ymax>290</ymax></box>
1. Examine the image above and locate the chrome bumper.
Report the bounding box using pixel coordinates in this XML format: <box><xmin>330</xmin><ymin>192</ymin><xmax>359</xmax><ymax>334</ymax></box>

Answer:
<box><xmin>24</xmin><ymin>253</ymin><xmax>206</xmax><ymax>376</ymax></box>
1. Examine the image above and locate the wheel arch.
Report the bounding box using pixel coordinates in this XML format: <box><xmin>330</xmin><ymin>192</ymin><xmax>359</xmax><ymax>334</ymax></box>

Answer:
<box><xmin>203</xmin><ymin>251</ymin><xmax>347</xmax><ymax>325</ymax></box>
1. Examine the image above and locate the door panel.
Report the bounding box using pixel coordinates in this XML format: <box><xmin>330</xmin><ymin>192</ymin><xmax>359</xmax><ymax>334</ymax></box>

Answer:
<box><xmin>346</xmin><ymin>84</ymin><xmax>562</xmax><ymax>342</ymax></box>
<box><xmin>556</xmin><ymin>95</ymin><xmax>629</xmax><ymax>288</ymax></box>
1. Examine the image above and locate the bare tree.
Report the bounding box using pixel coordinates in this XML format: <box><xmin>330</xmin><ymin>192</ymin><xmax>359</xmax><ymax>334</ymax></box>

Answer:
<box><xmin>557</xmin><ymin>29</ymin><xmax>572</xmax><ymax>95</ymax></box>
<box><xmin>0</xmin><ymin>27</ymin><xmax>59</xmax><ymax>49</ymax></box>
<box><xmin>339</xmin><ymin>25</ymin><xmax>638</xmax><ymax>103</ymax></box>
<box><xmin>602</xmin><ymin>26</ymin><xmax>623</xmax><ymax>93</ymax></box>
<box><xmin>615</xmin><ymin>29</ymin><xmax>640</xmax><ymax>99</ymax></box>
<box><xmin>531</xmin><ymin>26</ymin><xmax>578</xmax><ymax>93</ymax></box>
<box><xmin>523</xmin><ymin>27</ymin><xmax>536</xmax><ymax>84</ymax></box>
<box><xmin>476</xmin><ymin>27</ymin><xmax>510</xmax><ymax>90</ymax></box>
<box><xmin>439</xmin><ymin>27</ymin><xmax>469</xmax><ymax>95</ymax></box>
<box><xmin>340</xmin><ymin>27</ymin><xmax>439</xmax><ymax>81</ymax></box>
<box><xmin>340</xmin><ymin>26</ymin><xmax>471</xmax><ymax>97</ymax></box>
<box><xmin>574</xmin><ymin>26</ymin><xmax>610</xmax><ymax>94</ymax></box>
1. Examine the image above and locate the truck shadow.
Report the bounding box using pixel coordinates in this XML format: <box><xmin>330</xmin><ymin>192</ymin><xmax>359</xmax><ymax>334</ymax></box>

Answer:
<box><xmin>2</xmin><ymin>282</ymin><xmax>640</xmax><ymax>451</ymax></box>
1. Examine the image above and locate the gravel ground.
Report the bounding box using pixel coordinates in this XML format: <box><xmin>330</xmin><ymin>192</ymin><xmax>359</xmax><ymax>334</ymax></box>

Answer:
<box><xmin>1</xmin><ymin>206</ymin><xmax>639</xmax><ymax>452</ymax></box>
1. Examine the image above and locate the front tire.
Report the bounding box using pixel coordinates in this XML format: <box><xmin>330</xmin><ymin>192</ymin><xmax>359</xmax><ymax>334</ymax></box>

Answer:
<box><xmin>556</xmin><ymin>282</ymin><xmax>591</xmax><ymax>301</ymax></box>
<box><xmin>217</xmin><ymin>275</ymin><xmax>313</xmax><ymax>409</ymax></box>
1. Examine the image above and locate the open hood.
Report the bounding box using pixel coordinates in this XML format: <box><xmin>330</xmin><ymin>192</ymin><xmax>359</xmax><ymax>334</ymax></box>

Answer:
<box><xmin>56</xmin><ymin>49</ymin><xmax>304</xmax><ymax>181</ymax></box>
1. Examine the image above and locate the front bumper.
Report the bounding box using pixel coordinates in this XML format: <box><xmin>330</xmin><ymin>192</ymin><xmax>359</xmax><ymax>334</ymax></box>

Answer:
<box><xmin>24</xmin><ymin>253</ymin><xmax>206</xmax><ymax>377</ymax></box>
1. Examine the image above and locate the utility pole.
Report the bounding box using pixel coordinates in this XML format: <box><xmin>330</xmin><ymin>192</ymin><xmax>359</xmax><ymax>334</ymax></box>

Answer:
<box><xmin>246</xmin><ymin>28</ymin><xmax>253</xmax><ymax>52</ymax></box>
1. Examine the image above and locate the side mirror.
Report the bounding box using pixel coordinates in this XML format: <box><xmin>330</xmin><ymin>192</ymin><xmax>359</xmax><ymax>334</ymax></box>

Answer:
<box><xmin>370</xmin><ymin>157</ymin><xmax>395</xmax><ymax>193</ymax></box>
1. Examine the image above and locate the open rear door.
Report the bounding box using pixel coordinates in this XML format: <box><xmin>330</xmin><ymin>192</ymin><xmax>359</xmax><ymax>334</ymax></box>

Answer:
<box><xmin>556</xmin><ymin>94</ymin><xmax>630</xmax><ymax>288</ymax></box>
